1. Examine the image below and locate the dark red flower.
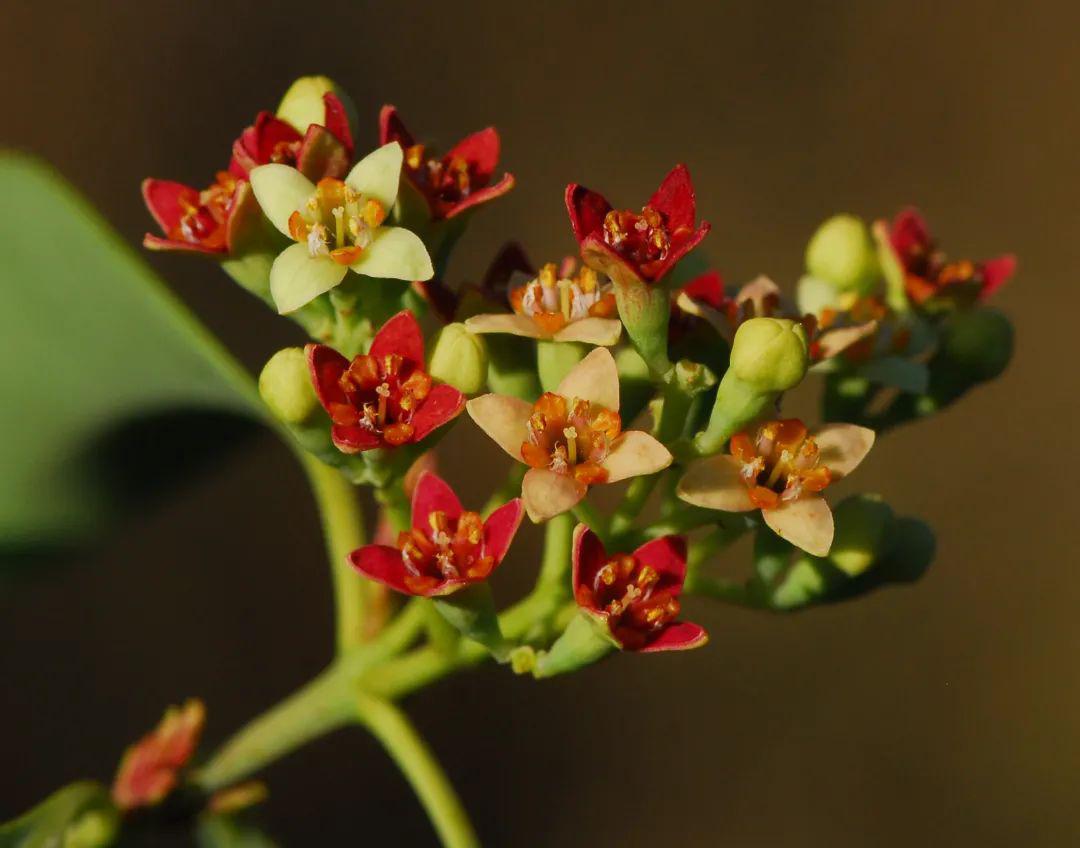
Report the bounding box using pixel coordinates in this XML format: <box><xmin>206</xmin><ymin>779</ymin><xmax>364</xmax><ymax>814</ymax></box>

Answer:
<box><xmin>572</xmin><ymin>526</ymin><xmax>707</xmax><ymax>652</ymax></box>
<box><xmin>349</xmin><ymin>471</ymin><xmax>524</xmax><ymax>597</ymax></box>
<box><xmin>111</xmin><ymin>699</ymin><xmax>205</xmax><ymax>811</ymax></box>
<box><xmin>565</xmin><ymin>164</ymin><xmax>711</xmax><ymax>287</ymax></box>
<box><xmin>887</xmin><ymin>208</ymin><xmax>1016</xmax><ymax>306</ymax></box>
<box><xmin>143</xmin><ymin>93</ymin><xmax>354</xmax><ymax>255</ymax></box>
<box><xmin>379</xmin><ymin>105</ymin><xmax>515</xmax><ymax>220</ymax></box>
<box><xmin>307</xmin><ymin>310</ymin><xmax>465</xmax><ymax>453</ymax></box>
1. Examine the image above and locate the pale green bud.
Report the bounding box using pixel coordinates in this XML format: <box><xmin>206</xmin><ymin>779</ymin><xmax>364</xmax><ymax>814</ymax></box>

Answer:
<box><xmin>428</xmin><ymin>323</ymin><xmax>489</xmax><ymax>395</ymax></box>
<box><xmin>806</xmin><ymin>214</ymin><xmax>880</xmax><ymax>295</ymax></box>
<box><xmin>276</xmin><ymin>75</ymin><xmax>355</xmax><ymax>136</ymax></box>
<box><xmin>259</xmin><ymin>347</ymin><xmax>319</xmax><ymax>425</ymax></box>
<box><xmin>729</xmin><ymin>317</ymin><xmax>809</xmax><ymax>393</ymax></box>
<box><xmin>829</xmin><ymin>494</ymin><xmax>894</xmax><ymax>577</ymax></box>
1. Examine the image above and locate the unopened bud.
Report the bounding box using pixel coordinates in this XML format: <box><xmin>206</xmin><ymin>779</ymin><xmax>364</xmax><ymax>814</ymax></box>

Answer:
<box><xmin>259</xmin><ymin>348</ymin><xmax>320</xmax><ymax>425</ymax></box>
<box><xmin>806</xmin><ymin>214</ymin><xmax>880</xmax><ymax>296</ymax></box>
<box><xmin>428</xmin><ymin>323</ymin><xmax>489</xmax><ymax>395</ymax></box>
<box><xmin>729</xmin><ymin>317</ymin><xmax>809</xmax><ymax>393</ymax></box>
<box><xmin>276</xmin><ymin>76</ymin><xmax>354</xmax><ymax>136</ymax></box>
<box><xmin>829</xmin><ymin>494</ymin><xmax>894</xmax><ymax>577</ymax></box>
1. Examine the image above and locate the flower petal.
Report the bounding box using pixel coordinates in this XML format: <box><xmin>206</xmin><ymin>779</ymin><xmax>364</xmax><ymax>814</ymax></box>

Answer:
<box><xmin>445</xmin><ymin>173</ymin><xmax>515</xmax><ymax>219</ymax></box>
<box><xmin>681</xmin><ymin>270</ymin><xmax>725</xmax><ymax>309</ymax></box>
<box><xmin>638</xmin><ymin>621</ymin><xmax>708</xmax><ymax>653</ymax></box>
<box><xmin>411</xmin><ymin>471</ymin><xmax>463</xmax><ymax>531</ymax></box>
<box><xmin>142</xmin><ymin>178</ymin><xmax>193</xmax><ymax>232</ymax></box>
<box><xmin>331</xmin><ymin>424</ymin><xmax>382</xmax><ymax>453</ymax></box>
<box><xmin>482</xmin><ymin>498</ymin><xmax>525</xmax><ymax>564</ymax></box>
<box><xmin>465</xmin><ymin>313</ymin><xmax>544</xmax><ymax>339</ymax></box>
<box><xmin>556</xmin><ymin>347</ymin><xmax>620</xmax><ymax>411</ymax></box>
<box><xmin>370</xmin><ymin>310</ymin><xmax>424</xmax><ymax>367</ymax></box>
<box><xmin>446</xmin><ymin>126</ymin><xmax>500</xmax><ymax>184</ymax></box>
<box><xmin>651</xmin><ymin>222</ymin><xmax>710</xmax><ymax>282</ymax></box>
<box><xmin>647</xmin><ymin>163</ymin><xmax>696</xmax><ymax>232</ymax></box>
<box><xmin>571</xmin><ymin>523</ymin><xmax>608</xmax><ymax>599</ymax></box>
<box><xmin>296</xmin><ymin>124</ymin><xmax>350</xmax><ymax>182</ymax></box>
<box><xmin>580</xmin><ymin>234</ymin><xmax>644</xmax><ymax>287</ymax></box>
<box><xmin>378</xmin><ymin>105</ymin><xmax>415</xmax><ymax>148</ymax></box>
<box><xmin>813</xmin><ymin>424</ymin><xmax>875</xmax><ymax>478</ymax></box>
<box><xmin>345</xmin><ymin>142</ymin><xmax>404</xmax><ymax>210</ymax></box>
<box><xmin>980</xmin><ymin>254</ymin><xmax>1017</xmax><ymax>300</ymax></box>
<box><xmin>270</xmin><ymin>242</ymin><xmax>348</xmax><ymax>314</ymax></box>
<box><xmin>676</xmin><ymin>455</ymin><xmax>756</xmax><ymax>512</ymax></box>
<box><xmin>565</xmin><ymin>183</ymin><xmax>612</xmax><ymax>242</ymax></box>
<box><xmin>602</xmin><ymin>431</ymin><xmax>672</xmax><ymax>484</ymax></box>
<box><xmin>350</xmin><ymin>226</ymin><xmax>434</xmax><ymax>282</ymax></box>
<box><xmin>322</xmin><ymin>92</ymin><xmax>354</xmax><ymax>153</ymax></box>
<box><xmin>815</xmin><ymin>321</ymin><xmax>878</xmax><ymax>360</ymax></box>
<box><xmin>466</xmin><ymin>394</ymin><xmax>532</xmax><ymax>461</ymax></box>
<box><xmin>890</xmin><ymin>207</ymin><xmax>931</xmax><ymax>256</ymax></box>
<box><xmin>349</xmin><ymin>544</ymin><xmax>420</xmax><ymax>595</ymax></box>
<box><xmin>249</xmin><ymin>164</ymin><xmax>315</xmax><ymax>238</ymax></box>
<box><xmin>306</xmin><ymin>343</ymin><xmax>349</xmax><ymax>410</ymax></box>
<box><xmin>674</xmin><ymin>291</ymin><xmax>729</xmax><ymax>339</ymax></box>
<box><xmin>552</xmin><ymin>317</ymin><xmax>623</xmax><ymax>346</ymax></box>
<box><xmin>411</xmin><ymin>384</ymin><xmax>466</xmax><ymax>441</ymax></box>
<box><xmin>762</xmin><ymin>496</ymin><xmax>834</xmax><ymax>557</ymax></box>
<box><xmin>633</xmin><ymin>535</ymin><xmax>688</xmax><ymax>589</ymax></box>
<box><xmin>522</xmin><ymin>468</ymin><xmax>586</xmax><ymax>522</ymax></box>
<box><xmin>142</xmin><ymin>233</ymin><xmax>222</xmax><ymax>255</ymax></box>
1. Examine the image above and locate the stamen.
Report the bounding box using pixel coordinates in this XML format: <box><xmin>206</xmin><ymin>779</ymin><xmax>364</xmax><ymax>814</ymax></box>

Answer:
<box><xmin>563</xmin><ymin>426</ymin><xmax>578</xmax><ymax>465</ymax></box>
<box><xmin>332</xmin><ymin>206</ymin><xmax>345</xmax><ymax>249</ymax></box>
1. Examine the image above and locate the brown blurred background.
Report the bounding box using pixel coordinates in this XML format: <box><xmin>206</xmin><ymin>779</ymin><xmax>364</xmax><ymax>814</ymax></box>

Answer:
<box><xmin>3</xmin><ymin>1</ymin><xmax>1078</xmax><ymax>845</ymax></box>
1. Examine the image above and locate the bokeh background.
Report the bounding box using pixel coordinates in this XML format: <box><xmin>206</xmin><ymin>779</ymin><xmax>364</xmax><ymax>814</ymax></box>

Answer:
<box><xmin>3</xmin><ymin>2</ymin><xmax>1078</xmax><ymax>845</ymax></box>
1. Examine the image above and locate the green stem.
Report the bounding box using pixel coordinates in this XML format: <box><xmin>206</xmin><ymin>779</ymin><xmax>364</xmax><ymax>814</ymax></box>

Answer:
<box><xmin>609</xmin><ymin>474</ymin><xmax>661</xmax><ymax>538</ymax></box>
<box><xmin>570</xmin><ymin>499</ymin><xmax>608</xmax><ymax>540</ymax></box>
<box><xmin>356</xmin><ymin>693</ymin><xmax>480</xmax><ymax>848</ymax></box>
<box><xmin>301</xmin><ymin>453</ymin><xmax>369</xmax><ymax>653</ymax></box>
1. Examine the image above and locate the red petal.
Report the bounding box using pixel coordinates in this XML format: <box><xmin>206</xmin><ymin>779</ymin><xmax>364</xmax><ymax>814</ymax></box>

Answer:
<box><xmin>650</xmin><ymin>221</ymin><xmax>711</xmax><ymax>282</ymax></box>
<box><xmin>633</xmin><ymin>535</ymin><xmax>688</xmax><ymax>595</ymax></box>
<box><xmin>648</xmin><ymin>164</ymin><xmax>696</xmax><ymax>232</ymax></box>
<box><xmin>142</xmin><ymin>233</ymin><xmax>223</xmax><ymax>255</ymax></box>
<box><xmin>142</xmin><ymin>179</ymin><xmax>196</xmax><ymax>232</ymax></box>
<box><xmin>296</xmin><ymin>124</ymin><xmax>350</xmax><ymax>181</ymax></box>
<box><xmin>443</xmin><ymin>173</ymin><xmax>515</xmax><ymax>219</ymax></box>
<box><xmin>890</xmin><ymin>207</ymin><xmax>931</xmax><ymax>257</ymax></box>
<box><xmin>411</xmin><ymin>471</ymin><xmax>464</xmax><ymax>532</ymax></box>
<box><xmin>979</xmin><ymin>254</ymin><xmax>1017</xmax><ymax>300</ymax></box>
<box><xmin>580</xmin><ymin>234</ymin><xmax>644</xmax><ymax>286</ymax></box>
<box><xmin>331</xmin><ymin>424</ymin><xmax>382</xmax><ymax>453</ymax></box>
<box><xmin>370</xmin><ymin>310</ymin><xmax>425</xmax><ymax>369</ymax></box>
<box><xmin>322</xmin><ymin>92</ymin><xmax>354</xmax><ymax>154</ymax></box>
<box><xmin>571</xmin><ymin>524</ymin><xmax>609</xmax><ymax>602</ymax></box>
<box><xmin>224</xmin><ymin>180</ymin><xmax>262</xmax><ymax>254</ymax></box>
<box><xmin>306</xmin><ymin>343</ymin><xmax>350</xmax><ymax>410</ymax></box>
<box><xmin>410</xmin><ymin>384</ymin><xmax>465</xmax><ymax>442</ymax></box>
<box><xmin>231</xmin><ymin>112</ymin><xmax>303</xmax><ymax>177</ymax></box>
<box><xmin>637</xmin><ymin>621</ymin><xmax>708</xmax><ymax>653</ymax></box>
<box><xmin>482</xmin><ymin>498</ymin><xmax>525</xmax><ymax>565</ymax></box>
<box><xmin>446</xmin><ymin>126</ymin><xmax>500</xmax><ymax>184</ymax></box>
<box><xmin>379</xmin><ymin>104</ymin><xmax>415</xmax><ymax>149</ymax></box>
<box><xmin>349</xmin><ymin>544</ymin><xmax>426</xmax><ymax>595</ymax></box>
<box><xmin>565</xmin><ymin>183</ymin><xmax>612</xmax><ymax>242</ymax></box>
<box><xmin>681</xmin><ymin>270</ymin><xmax>725</xmax><ymax>309</ymax></box>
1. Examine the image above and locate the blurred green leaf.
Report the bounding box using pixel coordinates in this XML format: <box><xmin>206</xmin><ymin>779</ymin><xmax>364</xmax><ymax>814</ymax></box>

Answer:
<box><xmin>0</xmin><ymin>153</ymin><xmax>266</xmax><ymax>561</ymax></box>
<box><xmin>0</xmin><ymin>781</ymin><xmax>117</xmax><ymax>848</ymax></box>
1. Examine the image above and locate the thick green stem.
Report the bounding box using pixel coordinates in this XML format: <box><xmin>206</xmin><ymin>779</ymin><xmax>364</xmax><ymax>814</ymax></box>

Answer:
<box><xmin>301</xmin><ymin>453</ymin><xmax>369</xmax><ymax>653</ymax></box>
<box><xmin>694</xmin><ymin>371</ymin><xmax>774</xmax><ymax>456</ymax></box>
<box><xmin>356</xmin><ymin>694</ymin><xmax>480</xmax><ymax>848</ymax></box>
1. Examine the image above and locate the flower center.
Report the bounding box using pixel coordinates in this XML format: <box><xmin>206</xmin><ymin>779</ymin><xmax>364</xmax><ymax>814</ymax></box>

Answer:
<box><xmin>404</xmin><ymin>143</ymin><xmax>474</xmax><ymax>207</ymax></box>
<box><xmin>328</xmin><ymin>352</ymin><xmax>432</xmax><ymax>446</ymax></box>
<box><xmin>169</xmin><ymin>171</ymin><xmax>238</xmax><ymax>249</ymax></box>
<box><xmin>577</xmin><ymin>554</ymin><xmax>680</xmax><ymax>649</ymax></box>
<box><xmin>508</xmin><ymin>262</ymin><xmax>617</xmax><ymax>334</ymax></box>
<box><xmin>397</xmin><ymin>509</ymin><xmax>493</xmax><ymax>593</ymax></box>
<box><xmin>730</xmin><ymin>419</ymin><xmax>832</xmax><ymax>509</ymax></box>
<box><xmin>901</xmin><ymin>240</ymin><xmax>984</xmax><ymax>303</ymax></box>
<box><xmin>520</xmin><ymin>393</ymin><xmax>621</xmax><ymax>485</ymax></box>
<box><xmin>602</xmin><ymin>205</ymin><xmax>687</xmax><ymax>273</ymax></box>
<box><xmin>287</xmin><ymin>178</ymin><xmax>386</xmax><ymax>265</ymax></box>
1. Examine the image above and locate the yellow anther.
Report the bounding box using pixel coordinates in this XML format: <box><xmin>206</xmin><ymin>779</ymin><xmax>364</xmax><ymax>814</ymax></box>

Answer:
<box><xmin>539</xmin><ymin>263</ymin><xmax>558</xmax><ymax>289</ymax></box>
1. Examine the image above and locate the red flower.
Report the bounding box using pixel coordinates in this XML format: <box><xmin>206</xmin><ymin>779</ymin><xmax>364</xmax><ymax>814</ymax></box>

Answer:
<box><xmin>572</xmin><ymin>526</ymin><xmax>707</xmax><ymax>652</ymax></box>
<box><xmin>379</xmin><ymin>105</ymin><xmax>515</xmax><ymax>220</ymax></box>
<box><xmin>349</xmin><ymin>471</ymin><xmax>524</xmax><ymax>596</ymax></box>
<box><xmin>887</xmin><ymin>208</ymin><xmax>1016</xmax><ymax>306</ymax></box>
<box><xmin>143</xmin><ymin>93</ymin><xmax>354</xmax><ymax>255</ymax></box>
<box><xmin>111</xmin><ymin>699</ymin><xmax>205</xmax><ymax>811</ymax></box>
<box><xmin>565</xmin><ymin>164</ymin><xmax>711</xmax><ymax>287</ymax></box>
<box><xmin>307</xmin><ymin>310</ymin><xmax>465</xmax><ymax>453</ymax></box>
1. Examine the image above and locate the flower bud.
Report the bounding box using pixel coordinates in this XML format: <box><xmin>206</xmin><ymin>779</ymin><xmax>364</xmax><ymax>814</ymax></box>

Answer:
<box><xmin>427</xmin><ymin>323</ymin><xmax>489</xmax><ymax>395</ymax></box>
<box><xmin>729</xmin><ymin>317</ymin><xmax>809</xmax><ymax>393</ymax></box>
<box><xmin>276</xmin><ymin>75</ymin><xmax>354</xmax><ymax>136</ymax></box>
<box><xmin>941</xmin><ymin>308</ymin><xmax>1013</xmax><ymax>382</ymax></box>
<box><xmin>805</xmin><ymin>214</ymin><xmax>880</xmax><ymax>295</ymax></box>
<box><xmin>259</xmin><ymin>348</ymin><xmax>320</xmax><ymax>426</ymax></box>
<box><xmin>828</xmin><ymin>494</ymin><xmax>894</xmax><ymax>577</ymax></box>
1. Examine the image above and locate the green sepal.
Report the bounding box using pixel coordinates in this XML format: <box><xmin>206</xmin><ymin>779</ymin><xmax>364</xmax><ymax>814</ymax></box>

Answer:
<box><xmin>533</xmin><ymin>610</ymin><xmax>617</xmax><ymax>678</ymax></box>
<box><xmin>536</xmin><ymin>340</ymin><xmax>588</xmax><ymax>392</ymax></box>
<box><xmin>432</xmin><ymin>583</ymin><xmax>511</xmax><ymax>662</ymax></box>
<box><xmin>0</xmin><ymin>781</ymin><xmax>118</xmax><ymax>848</ymax></box>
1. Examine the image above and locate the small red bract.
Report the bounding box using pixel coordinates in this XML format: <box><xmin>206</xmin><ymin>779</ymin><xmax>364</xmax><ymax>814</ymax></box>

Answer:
<box><xmin>111</xmin><ymin>699</ymin><xmax>205</xmax><ymax>811</ymax></box>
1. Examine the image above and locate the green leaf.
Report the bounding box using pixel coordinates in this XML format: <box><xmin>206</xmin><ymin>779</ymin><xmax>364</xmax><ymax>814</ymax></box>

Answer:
<box><xmin>0</xmin><ymin>153</ymin><xmax>267</xmax><ymax>559</ymax></box>
<box><xmin>0</xmin><ymin>781</ymin><xmax>118</xmax><ymax>848</ymax></box>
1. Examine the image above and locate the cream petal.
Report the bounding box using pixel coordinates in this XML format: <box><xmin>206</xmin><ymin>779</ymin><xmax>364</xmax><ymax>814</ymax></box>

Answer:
<box><xmin>522</xmin><ymin>468</ymin><xmax>586</xmax><ymax>522</ymax></box>
<box><xmin>350</xmin><ymin>226</ymin><xmax>434</xmax><ymax>282</ymax></box>
<box><xmin>249</xmin><ymin>164</ymin><xmax>315</xmax><ymax>238</ymax></box>
<box><xmin>553</xmin><ymin>317</ymin><xmax>623</xmax><ymax>346</ymax></box>
<box><xmin>816</xmin><ymin>321</ymin><xmax>878</xmax><ymax>359</ymax></box>
<box><xmin>676</xmin><ymin>455</ymin><xmax>756</xmax><ymax>512</ymax></box>
<box><xmin>762</xmin><ymin>496</ymin><xmax>834</xmax><ymax>557</ymax></box>
<box><xmin>602</xmin><ymin>431</ymin><xmax>672</xmax><ymax>484</ymax></box>
<box><xmin>556</xmin><ymin>347</ymin><xmax>619</xmax><ymax>411</ymax></box>
<box><xmin>813</xmin><ymin>423</ymin><xmax>875</xmax><ymax>478</ymax></box>
<box><xmin>736</xmin><ymin>275</ymin><xmax>782</xmax><ymax>311</ymax></box>
<box><xmin>464</xmin><ymin>313</ymin><xmax>544</xmax><ymax>339</ymax></box>
<box><xmin>675</xmin><ymin>291</ymin><xmax>732</xmax><ymax>341</ymax></box>
<box><xmin>466</xmin><ymin>394</ymin><xmax>533</xmax><ymax>461</ymax></box>
<box><xmin>270</xmin><ymin>243</ymin><xmax>348</xmax><ymax>314</ymax></box>
<box><xmin>345</xmin><ymin>142</ymin><xmax>404</xmax><ymax>210</ymax></box>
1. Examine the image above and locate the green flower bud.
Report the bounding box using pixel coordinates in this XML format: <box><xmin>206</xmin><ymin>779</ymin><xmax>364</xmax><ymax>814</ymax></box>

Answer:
<box><xmin>276</xmin><ymin>75</ymin><xmax>355</xmax><ymax>137</ymax></box>
<box><xmin>829</xmin><ymin>494</ymin><xmax>894</xmax><ymax>577</ymax></box>
<box><xmin>485</xmin><ymin>334</ymin><xmax>541</xmax><ymax>400</ymax></box>
<box><xmin>428</xmin><ymin>323</ymin><xmax>489</xmax><ymax>395</ymax></box>
<box><xmin>537</xmin><ymin>340</ymin><xmax>588</xmax><ymax>393</ymax></box>
<box><xmin>729</xmin><ymin>317</ymin><xmax>809</xmax><ymax>393</ymax></box>
<box><xmin>941</xmin><ymin>308</ymin><xmax>1014</xmax><ymax>382</ymax></box>
<box><xmin>259</xmin><ymin>348</ymin><xmax>319</xmax><ymax>426</ymax></box>
<box><xmin>806</xmin><ymin>214</ymin><xmax>880</xmax><ymax>295</ymax></box>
